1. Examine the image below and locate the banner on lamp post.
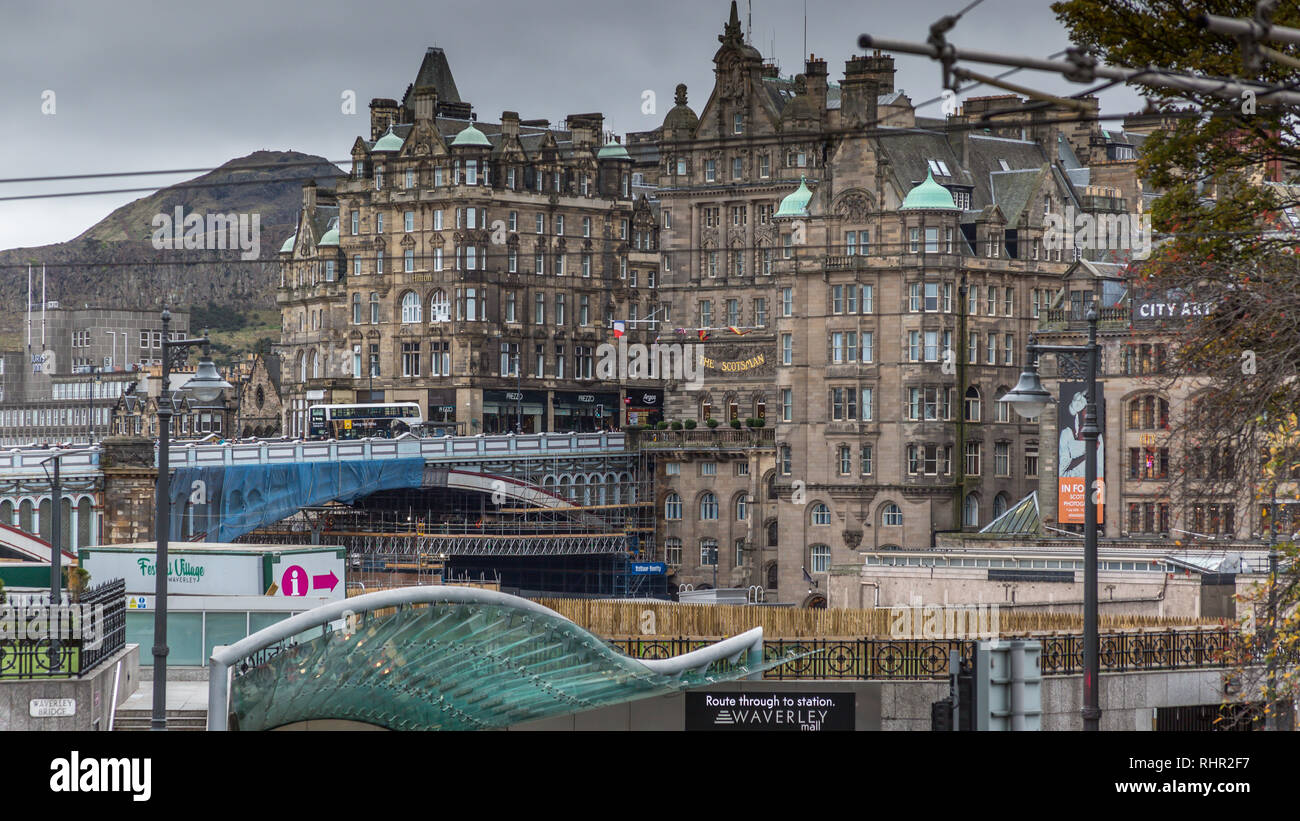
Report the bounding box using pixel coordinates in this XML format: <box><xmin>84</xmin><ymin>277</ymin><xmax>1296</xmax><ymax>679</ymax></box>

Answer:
<box><xmin>1057</xmin><ymin>381</ymin><xmax>1104</xmax><ymax>525</ymax></box>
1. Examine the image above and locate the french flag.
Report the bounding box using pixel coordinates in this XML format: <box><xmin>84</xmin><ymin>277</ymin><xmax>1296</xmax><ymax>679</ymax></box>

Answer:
<box><xmin>612</xmin><ymin>320</ymin><xmax>626</xmax><ymax>339</ymax></box>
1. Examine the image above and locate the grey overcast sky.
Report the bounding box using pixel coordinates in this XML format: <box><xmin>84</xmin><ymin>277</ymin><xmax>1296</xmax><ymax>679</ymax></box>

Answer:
<box><xmin>0</xmin><ymin>0</ymin><xmax>1145</xmax><ymax>251</ymax></box>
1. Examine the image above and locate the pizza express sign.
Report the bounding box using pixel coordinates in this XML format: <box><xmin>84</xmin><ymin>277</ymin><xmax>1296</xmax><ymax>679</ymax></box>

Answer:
<box><xmin>685</xmin><ymin>691</ymin><xmax>854</xmax><ymax>731</ymax></box>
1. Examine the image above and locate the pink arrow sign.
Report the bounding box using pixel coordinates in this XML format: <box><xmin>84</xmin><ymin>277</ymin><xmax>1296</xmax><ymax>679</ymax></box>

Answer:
<box><xmin>312</xmin><ymin>571</ymin><xmax>339</xmax><ymax>592</ymax></box>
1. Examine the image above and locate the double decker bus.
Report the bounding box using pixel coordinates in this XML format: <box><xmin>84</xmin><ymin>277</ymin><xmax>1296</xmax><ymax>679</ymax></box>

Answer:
<box><xmin>306</xmin><ymin>403</ymin><xmax>422</xmax><ymax>440</ymax></box>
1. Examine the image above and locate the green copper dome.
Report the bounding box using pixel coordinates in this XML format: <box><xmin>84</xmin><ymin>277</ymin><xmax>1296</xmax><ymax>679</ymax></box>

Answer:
<box><xmin>773</xmin><ymin>176</ymin><xmax>813</xmax><ymax>218</ymax></box>
<box><xmin>451</xmin><ymin>123</ymin><xmax>491</xmax><ymax>148</ymax></box>
<box><xmin>279</xmin><ymin>234</ymin><xmax>296</xmax><ymax>253</ymax></box>
<box><xmin>372</xmin><ymin>126</ymin><xmax>403</xmax><ymax>152</ymax></box>
<box><xmin>597</xmin><ymin>139</ymin><xmax>631</xmax><ymax>160</ymax></box>
<box><xmin>901</xmin><ymin>169</ymin><xmax>958</xmax><ymax>210</ymax></box>
<box><xmin>318</xmin><ymin>226</ymin><xmax>339</xmax><ymax>246</ymax></box>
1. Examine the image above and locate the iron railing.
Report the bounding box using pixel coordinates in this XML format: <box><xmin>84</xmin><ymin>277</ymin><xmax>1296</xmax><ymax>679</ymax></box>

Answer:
<box><xmin>606</xmin><ymin>629</ymin><xmax>1236</xmax><ymax>680</ymax></box>
<box><xmin>0</xmin><ymin>577</ymin><xmax>126</xmax><ymax>678</ymax></box>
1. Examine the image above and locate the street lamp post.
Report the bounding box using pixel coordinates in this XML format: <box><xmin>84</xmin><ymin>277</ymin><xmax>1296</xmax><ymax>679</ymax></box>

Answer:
<box><xmin>1000</xmin><ymin>304</ymin><xmax>1102</xmax><ymax>731</ymax></box>
<box><xmin>151</xmin><ymin>309</ymin><xmax>232</xmax><ymax>731</ymax></box>
<box><xmin>515</xmin><ymin>350</ymin><xmax>523</xmax><ymax>434</ymax></box>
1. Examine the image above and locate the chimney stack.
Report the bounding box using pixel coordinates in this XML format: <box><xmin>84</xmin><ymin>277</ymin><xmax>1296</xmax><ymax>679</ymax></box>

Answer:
<box><xmin>841</xmin><ymin>56</ymin><xmax>880</xmax><ymax>130</ymax></box>
<box><xmin>501</xmin><ymin>111</ymin><xmax>520</xmax><ymax>141</ymax></box>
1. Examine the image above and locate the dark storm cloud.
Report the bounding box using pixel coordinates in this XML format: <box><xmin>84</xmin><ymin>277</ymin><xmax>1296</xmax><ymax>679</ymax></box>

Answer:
<box><xmin>1</xmin><ymin>0</ymin><xmax>1145</xmax><ymax>249</ymax></box>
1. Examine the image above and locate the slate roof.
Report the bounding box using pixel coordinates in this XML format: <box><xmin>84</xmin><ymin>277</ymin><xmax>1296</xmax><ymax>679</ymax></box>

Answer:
<box><xmin>402</xmin><ymin>47</ymin><xmax>462</xmax><ymax>108</ymax></box>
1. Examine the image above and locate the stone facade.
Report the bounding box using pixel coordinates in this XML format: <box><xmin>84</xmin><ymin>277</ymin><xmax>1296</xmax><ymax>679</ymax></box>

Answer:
<box><xmin>647</xmin><ymin>7</ymin><xmax>1114</xmax><ymax>601</ymax></box>
<box><xmin>277</xmin><ymin>48</ymin><xmax>662</xmax><ymax>439</ymax></box>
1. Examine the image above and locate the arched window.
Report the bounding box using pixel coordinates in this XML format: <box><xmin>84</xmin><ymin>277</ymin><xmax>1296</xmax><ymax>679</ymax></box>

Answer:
<box><xmin>882</xmin><ymin>503</ymin><xmax>903</xmax><ymax>527</ymax></box>
<box><xmin>964</xmin><ymin>493</ymin><xmax>980</xmax><ymax>527</ymax></box>
<box><xmin>430</xmin><ymin>289</ymin><xmax>450</xmax><ymax>322</ymax></box>
<box><xmin>369</xmin><ymin>292</ymin><xmax>380</xmax><ymax>324</ymax></box>
<box><xmin>401</xmin><ymin>291</ymin><xmax>422</xmax><ymax>323</ymax></box>
<box><xmin>767</xmin><ymin>520</ymin><xmax>778</xmax><ymax>547</ymax></box>
<box><xmin>701</xmin><ymin>397</ymin><xmax>713</xmax><ymax>421</ymax></box>
<box><xmin>811</xmin><ymin>503</ymin><xmax>831</xmax><ymax>525</ymax></box>
<box><xmin>664</xmin><ymin>492</ymin><xmax>682</xmax><ymax>520</ymax></box>
<box><xmin>810</xmin><ymin>544</ymin><xmax>831</xmax><ymax>573</ymax></box>
<box><xmin>993</xmin><ymin>492</ymin><xmax>1010</xmax><ymax>519</ymax></box>
<box><xmin>352</xmin><ymin>293</ymin><xmax>362</xmax><ymax>324</ymax></box>
<box><xmin>310</xmin><ymin>349</ymin><xmax>320</xmax><ymax>379</ymax></box>
<box><xmin>766</xmin><ymin>562</ymin><xmax>778</xmax><ymax>589</ymax></box>
<box><xmin>735</xmin><ymin>494</ymin><xmax>748</xmax><ymax>521</ymax></box>
<box><xmin>700</xmin><ymin>492</ymin><xmax>718</xmax><ymax>520</ymax></box>
<box><xmin>964</xmin><ymin>386</ymin><xmax>981</xmax><ymax>422</ymax></box>
<box><xmin>298</xmin><ymin>352</ymin><xmax>307</xmax><ymax>382</ymax></box>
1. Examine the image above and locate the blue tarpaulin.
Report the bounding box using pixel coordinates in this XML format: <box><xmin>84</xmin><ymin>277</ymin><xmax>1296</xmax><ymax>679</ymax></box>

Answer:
<box><xmin>170</xmin><ymin>458</ymin><xmax>425</xmax><ymax>542</ymax></box>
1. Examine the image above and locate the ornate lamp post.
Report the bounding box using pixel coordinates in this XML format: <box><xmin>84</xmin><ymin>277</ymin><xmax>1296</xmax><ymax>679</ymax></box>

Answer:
<box><xmin>1000</xmin><ymin>305</ymin><xmax>1102</xmax><ymax>731</ymax></box>
<box><xmin>151</xmin><ymin>309</ymin><xmax>232</xmax><ymax>730</ymax></box>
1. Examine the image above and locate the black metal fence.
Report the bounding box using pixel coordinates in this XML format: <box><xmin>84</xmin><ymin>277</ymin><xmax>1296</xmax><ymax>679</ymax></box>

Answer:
<box><xmin>0</xmin><ymin>578</ymin><xmax>127</xmax><ymax>679</ymax></box>
<box><xmin>607</xmin><ymin>629</ymin><xmax>1236</xmax><ymax>681</ymax></box>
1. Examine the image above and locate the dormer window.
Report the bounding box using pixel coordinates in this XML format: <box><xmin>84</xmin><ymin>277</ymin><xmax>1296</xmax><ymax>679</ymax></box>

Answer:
<box><xmin>927</xmin><ymin>159</ymin><xmax>951</xmax><ymax>177</ymax></box>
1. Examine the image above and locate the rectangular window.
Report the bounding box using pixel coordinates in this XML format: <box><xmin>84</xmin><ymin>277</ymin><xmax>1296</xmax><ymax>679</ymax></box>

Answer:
<box><xmin>434</xmin><ymin>210</ymin><xmax>444</xmax><ymax>230</ymax></box>
<box><xmin>995</xmin><ymin>442</ymin><xmax>1010</xmax><ymax>476</ymax></box>
<box><xmin>924</xmin><ymin>331</ymin><xmax>939</xmax><ymax>362</ymax></box>
<box><xmin>555</xmin><ymin>345</ymin><xmax>565</xmax><ymax>378</ymax></box>
<box><xmin>987</xmin><ymin>332</ymin><xmax>997</xmax><ymax>365</ymax></box>
<box><xmin>579</xmin><ymin>295</ymin><xmax>589</xmax><ymax>326</ymax></box>
<box><xmin>782</xmin><ymin>288</ymin><xmax>793</xmax><ymax>316</ymax></box>
<box><xmin>404</xmin><ymin>211</ymin><xmax>414</xmax><ymax>232</ymax></box>
<box><xmin>759</xmin><ymin>154</ymin><xmax>769</xmax><ymax>177</ymax></box>
<box><xmin>965</xmin><ymin>442</ymin><xmax>981</xmax><ymax>476</ymax></box>
<box><xmin>401</xmin><ymin>341</ymin><xmax>421</xmax><ymax>378</ymax></box>
<box><xmin>432</xmin><ymin>341</ymin><xmax>450</xmax><ymax>376</ymax></box>
<box><xmin>909</xmin><ymin>227</ymin><xmax>919</xmax><ymax>253</ymax></box>
<box><xmin>925</xmin><ymin>282</ymin><xmax>939</xmax><ymax>312</ymax></box>
<box><xmin>732</xmin><ymin>157</ymin><xmax>743</xmax><ymax>179</ymax></box>
<box><xmin>781</xmin><ymin>334</ymin><xmax>793</xmax><ymax>366</ymax></box>
<box><xmin>351</xmin><ymin>211</ymin><xmax>359</xmax><ymax>235</ymax></box>
<box><xmin>782</xmin><ymin>388</ymin><xmax>793</xmax><ymax>422</ymax></box>
<box><xmin>404</xmin><ymin>249</ymin><xmax>414</xmax><ymax>272</ymax></box>
<box><xmin>968</xmin><ymin>331</ymin><xmax>978</xmax><ymax>364</ymax></box>
<box><xmin>535</xmin><ymin>293</ymin><xmax>546</xmax><ymax>324</ymax></box>
<box><xmin>755</xmin><ymin>298</ymin><xmax>767</xmax><ymax>326</ymax></box>
<box><xmin>861</xmin><ymin>332</ymin><xmax>873</xmax><ymax>364</ymax></box>
<box><xmin>1004</xmin><ymin>334</ymin><xmax>1014</xmax><ymax>366</ymax></box>
<box><xmin>925</xmin><ymin>227</ymin><xmax>939</xmax><ymax>253</ymax></box>
<box><xmin>506</xmin><ymin>291</ymin><xmax>517</xmax><ymax>323</ymax></box>
<box><xmin>909</xmin><ymin>283</ymin><xmax>921</xmax><ymax>312</ymax></box>
<box><xmin>556</xmin><ymin>215</ymin><xmax>565</xmax><ymax>235</ymax></box>
<box><xmin>1025</xmin><ymin>445</ymin><xmax>1039</xmax><ymax>478</ymax></box>
<box><xmin>434</xmin><ymin>248</ymin><xmax>443</xmax><ymax>271</ymax></box>
<box><xmin>555</xmin><ymin>294</ymin><xmax>566</xmax><ymax>325</ymax></box>
<box><xmin>908</xmin><ymin>331</ymin><xmax>920</xmax><ymax>362</ymax></box>
<box><xmin>861</xmin><ymin>388</ymin><xmax>873</xmax><ymax>421</ymax></box>
<box><xmin>705</xmin><ymin>160</ymin><xmax>716</xmax><ymax>182</ymax></box>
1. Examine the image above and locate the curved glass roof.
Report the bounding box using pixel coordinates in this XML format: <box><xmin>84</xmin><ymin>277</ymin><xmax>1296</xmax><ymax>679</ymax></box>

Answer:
<box><xmin>225</xmin><ymin>589</ymin><xmax>799</xmax><ymax>731</ymax></box>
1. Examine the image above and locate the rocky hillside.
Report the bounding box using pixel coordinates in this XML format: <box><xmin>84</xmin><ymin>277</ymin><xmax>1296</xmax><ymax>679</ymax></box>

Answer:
<box><xmin>0</xmin><ymin>150</ymin><xmax>343</xmax><ymax>345</ymax></box>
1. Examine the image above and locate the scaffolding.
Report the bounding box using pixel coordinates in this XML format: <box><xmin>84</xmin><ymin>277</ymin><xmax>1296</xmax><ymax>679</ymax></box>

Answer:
<box><xmin>238</xmin><ymin>448</ymin><xmax>661</xmax><ymax>596</ymax></box>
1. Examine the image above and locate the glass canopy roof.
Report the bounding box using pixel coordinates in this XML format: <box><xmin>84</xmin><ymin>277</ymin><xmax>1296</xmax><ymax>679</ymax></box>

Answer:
<box><xmin>231</xmin><ymin>599</ymin><xmax>797</xmax><ymax>731</ymax></box>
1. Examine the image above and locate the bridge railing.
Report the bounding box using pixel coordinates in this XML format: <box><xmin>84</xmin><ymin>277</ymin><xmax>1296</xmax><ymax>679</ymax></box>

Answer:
<box><xmin>606</xmin><ymin>629</ymin><xmax>1237</xmax><ymax>680</ymax></box>
<box><xmin>167</xmin><ymin>431</ymin><xmax>628</xmax><ymax>467</ymax></box>
<box><xmin>0</xmin><ymin>433</ymin><xmax>629</xmax><ymax>475</ymax></box>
